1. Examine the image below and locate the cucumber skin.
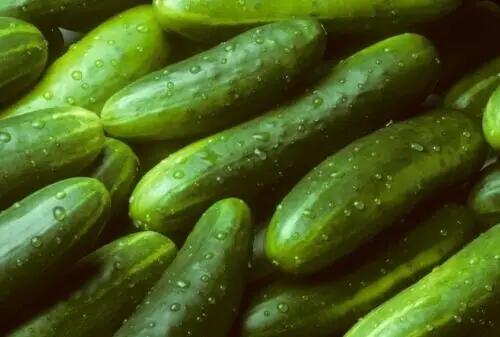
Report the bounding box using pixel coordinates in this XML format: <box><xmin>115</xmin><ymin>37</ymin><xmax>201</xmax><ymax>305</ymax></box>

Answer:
<box><xmin>154</xmin><ymin>0</ymin><xmax>460</xmax><ymax>42</ymax></box>
<box><xmin>242</xmin><ymin>205</ymin><xmax>477</xmax><ymax>337</ymax></box>
<box><xmin>266</xmin><ymin>110</ymin><xmax>487</xmax><ymax>274</ymax></box>
<box><xmin>130</xmin><ymin>33</ymin><xmax>440</xmax><ymax>236</ymax></box>
<box><xmin>0</xmin><ymin>106</ymin><xmax>105</xmax><ymax>208</ymax></box>
<box><xmin>444</xmin><ymin>56</ymin><xmax>500</xmax><ymax>118</ymax></box>
<box><xmin>345</xmin><ymin>224</ymin><xmax>500</xmax><ymax>337</ymax></box>
<box><xmin>468</xmin><ymin>162</ymin><xmax>500</xmax><ymax>228</ymax></box>
<box><xmin>101</xmin><ymin>19</ymin><xmax>326</xmax><ymax>141</ymax></box>
<box><xmin>483</xmin><ymin>85</ymin><xmax>500</xmax><ymax>150</ymax></box>
<box><xmin>8</xmin><ymin>231</ymin><xmax>177</xmax><ymax>337</ymax></box>
<box><xmin>0</xmin><ymin>0</ymin><xmax>146</xmax><ymax>31</ymax></box>
<box><xmin>0</xmin><ymin>178</ymin><xmax>110</xmax><ymax>313</ymax></box>
<box><xmin>0</xmin><ymin>5</ymin><xmax>170</xmax><ymax>118</ymax></box>
<box><xmin>0</xmin><ymin>17</ymin><xmax>48</xmax><ymax>104</ymax></box>
<box><xmin>114</xmin><ymin>198</ymin><xmax>252</xmax><ymax>337</ymax></box>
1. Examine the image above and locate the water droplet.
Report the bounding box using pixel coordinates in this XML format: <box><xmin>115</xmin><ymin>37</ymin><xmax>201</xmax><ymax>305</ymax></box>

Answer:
<box><xmin>254</xmin><ymin>148</ymin><xmax>267</xmax><ymax>160</ymax></box>
<box><xmin>216</xmin><ymin>232</ymin><xmax>228</xmax><ymax>240</ymax></box>
<box><xmin>0</xmin><ymin>132</ymin><xmax>11</xmax><ymax>143</ymax></box>
<box><xmin>313</xmin><ymin>96</ymin><xmax>324</xmax><ymax>107</ymax></box>
<box><xmin>440</xmin><ymin>228</ymin><xmax>448</xmax><ymax>236</ymax></box>
<box><xmin>200</xmin><ymin>274</ymin><xmax>210</xmax><ymax>282</ymax></box>
<box><xmin>31</xmin><ymin>236</ymin><xmax>42</xmax><ymax>248</ymax></box>
<box><xmin>176</xmin><ymin>280</ymin><xmax>190</xmax><ymax>289</ymax></box>
<box><xmin>425</xmin><ymin>324</ymin><xmax>434</xmax><ymax>332</ymax></box>
<box><xmin>43</xmin><ymin>91</ymin><xmax>54</xmax><ymax>100</ymax></box>
<box><xmin>114</xmin><ymin>261</ymin><xmax>122</xmax><ymax>270</ymax></box>
<box><xmin>56</xmin><ymin>191</ymin><xmax>66</xmax><ymax>200</ymax></box>
<box><xmin>170</xmin><ymin>303</ymin><xmax>181</xmax><ymax>312</ymax></box>
<box><xmin>66</xmin><ymin>97</ymin><xmax>76</xmax><ymax>105</ymax></box>
<box><xmin>204</xmin><ymin>252</ymin><xmax>214</xmax><ymax>260</ymax></box>
<box><xmin>31</xmin><ymin>120</ymin><xmax>45</xmax><ymax>129</ymax></box>
<box><xmin>353</xmin><ymin>201</ymin><xmax>365</xmax><ymax>210</ymax></box>
<box><xmin>173</xmin><ymin>171</ymin><xmax>185</xmax><ymax>179</ymax></box>
<box><xmin>485</xmin><ymin>285</ymin><xmax>493</xmax><ymax>292</ymax></box>
<box><xmin>71</xmin><ymin>71</ymin><xmax>83</xmax><ymax>80</ymax></box>
<box><xmin>462</xmin><ymin>131</ymin><xmax>471</xmax><ymax>138</ymax></box>
<box><xmin>432</xmin><ymin>145</ymin><xmax>441</xmax><ymax>152</ymax></box>
<box><xmin>344</xmin><ymin>209</ymin><xmax>351</xmax><ymax>216</ymax></box>
<box><xmin>190</xmin><ymin>65</ymin><xmax>201</xmax><ymax>74</ymax></box>
<box><xmin>95</xmin><ymin>59</ymin><xmax>104</xmax><ymax>68</ymax></box>
<box><xmin>53</xmin><ymin>206</ymin><xmax>66</xmax><ymax>221</ymax></box>
<box><xmin>136</xmin><ymin>24</ymin><xmax>149</xmax><ymax>33</ymax></box>
<box><xmin>410</xmin><ymin>143</ymin><xmax>424</xmax><ymax>152</ymax></box>
<box><xmin>277</xmin><ymin>303</ymin><xmax>289</xmax><ymax>313</ymax></box>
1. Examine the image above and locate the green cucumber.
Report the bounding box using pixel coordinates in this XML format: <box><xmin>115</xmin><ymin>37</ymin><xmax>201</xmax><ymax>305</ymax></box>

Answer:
<box><xmin>483</xmin><ymin>84</ymin><xmax>500</xmax><ymax>149</ymax></box>
<box><xmin>250</xmin><ymin>225</ymin><xmax>279</xmax><ymax>284</ymax></box>
<box><xmin>0</xmin><ymin>0</ymin><xmax>146</xmax><ymax>31</ymax></box>
<box><xmin>153</xmin><ymin>0</ymin><xmax>461</xmax><ymax>43</ymax></box>
<box><xmin>130</xmin><ymin>33</ymin><xmax>440</xmax><ymax>236</ymax></box>
<box><xmin>132</xmin><ymin>140</ymin><xmax>192</xmax><ymax>177</ymax></box>
<box><xmin>0</xmin><ymin>177</ymin><xmax>110</xmax><ymax>313</ymax></box>
<box><xmin>0</xmin><ymin>106</ymin><xmax>105</xmax><ymax>208</ymax></box>
<box><xmin>0</xmin><ymin>5</ymin><xmax>170</xmax><ymax>118</ymax></box>
<box><xmin>444</xmin><ymin>57</ymin><xmax>500</xmax><ymax>118</ymax></box>
<box><xmin>114</xmin><ymin>198</ymin><xmax>252</xmax><ymax>337</ymax></box>
<box><xmin>8</xmin><ymin>231</ymin><xmax>177</xmax><ymax>337</ymax></box>
<box><xmin>344</xmin><ymin>224</ymin><xmax>500</xmax><ymax>337</ymax></box>
<box><xmin>468</xmin><ymin>162</ymin><xmax>500</xmax><ymax>228</ymax></box>
<box><xmin>0</xmin><ymin>17</ymin><xmax>48</xmax><ymax>104</ymax></box>
<box><xmin>266</xmin><ymin>110</ymin><xmax>487</xmax><ymax>274</ymax></box>
<box><xmin>242</xmin><ymin>205</ymin><xmax>477</xmax><ymax>337</ymax></box>
<box><xmin>101</xmin><ymin>19</ymin><xmax>325</xmax><ymax>141</ymax></box>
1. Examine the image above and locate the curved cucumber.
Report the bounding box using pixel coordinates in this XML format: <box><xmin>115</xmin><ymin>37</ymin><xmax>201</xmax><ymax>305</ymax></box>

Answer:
<box><xmin>242</xmin><ymin>205</ymin><xmax>477</xmax><ymax>337</ymax></box>
<box><xmin>344</xmin><ymin>224</ymin><xmax>500</xmax><ymax>337</ymax></box>
<box><xmin>154</xmin><ymin>0</ymin><xmax>461</xmax><ymax>42</ymax></box>
<box><xmin>102</xmin><ymin>19</ymin><xmax>325</xmax><ymax>141</ymax></box>
<box><xmin>468</xmin><ymin>162</ymin><xmax>500</xmax><ymax>228</ymax></box>
<box><xmin>130</xmin><ymin>33</ymin><xmax>440</xmax><ymax>236</ymax></box>
<box><xmin>8</xmin><ymin>231</ymin><xmax>177</xmax><ymax>337</ymax></box>
<box><xmin>0</xmin><ymin>177</ymin><xmax>110</xmax><ymax>312</ymax></box>
<box><xmin>266</xmin><ymin>110</ymin><xmax>487</xmax><ymax>274</ymax></box>
<box><xmin>0</xmin><ymin>17</ymin><xmax>48</xmax><ymax>104</ymax></box>
<box><xmin>0</xmin><ymin>106</ymin><xmax>105</xmax><ymax>208</ymax></box>
<box><xmin>483</xmin><ymin>85</ymin><xmax>500</xmax><ymax>149</ymax></box>
<box><xmin>114</xmin><ymin>198</ymin><xmax>252</xmax><ymax>337</ymax></box>
<box><xmin>0</xmin><ymin>0</ymin><xmax>146</xmax><ymax>31</ymax></box>
<box><xmin>444</xmin><ymin>56</ymin><xmax>500</xmax><ymax>118</ymax></box>
<box><xmin>0</xmin><ymin>5</ymin><xmax>170</xmax><ymax>118</ymax></box>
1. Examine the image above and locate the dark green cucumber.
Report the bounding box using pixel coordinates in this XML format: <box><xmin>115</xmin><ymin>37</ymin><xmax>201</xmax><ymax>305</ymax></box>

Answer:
<box><xmin>483</xmin><ymin>84</ymin><xmax>500</xmax><ymax>150</ymax></box>
<box><xmin>0</xmin><ymin>5</ymin><xmax>170</xmax><ymax>118</ymax></box>
<box><xmin>0</xmin><ymin>17</ymin><xmax>47</xmax><ymax>104</ymax></box>
<box><xmin>132</xmin><ymin>140</ymin><xmax>191</xmax><ymax>177</ymax></box>
<box><xmin>101</xmin><ymin>19</ymin><xmax>325</xmax><ymax>141</ymax></box>
<box><xmin>0</xmin><ymin>106</ymin><xmax>105</xmax><ymax>208</ymax></box>
<box><xmin>250</xmin><ymin>225</ymin><xmax>279</xmax><ymax>284</ymax></box>
<box><xmin>344</xmin><ymin>224</ymin><xmax>500</xmax><ymax>337</ymax></box>
<box><xmin>0</xmin><ymin>0</ymin><xmax>146</xmax><ymax>31</ymax></box>
<box><xmin>444</xmin><ymin>56</ymin><xmax>500</xmax><ymax>118</ymax></box>
<box><xmin>468</xmin><ymin>162</ymin><xmax>500</xmax><ymax>228</ymax></box>
<box><xmin>154</xmin><ymin>0</ymin><xmax>461</xmax><ymax>43</ymax></box>
<box><xmin>130</xmin><ymin>33</ymin><xmax>440</xmax><ymax>236</ymax></box>
<box><xmin>0</xmin><ymin>177</ymin><xmax>110</xmax><ymax>312</ymax></box>
<box><xmin>114</xmin><ymin>198</ymin><xmax>252</xmax><ymax>337</ymax></box>
<box><xmin>266</xmin><ymin>110</ymin><xmax>487</xmax><ymax>274</ymax></box>
<box><xmin>242</xmin><ymin>205</ymin><xmax>477</xmax><ymax>337</ymax></box>
<box><xmin>8</xmin><ymin>231</ymin><xmax>177</xmax><ymax>337</ymax></box>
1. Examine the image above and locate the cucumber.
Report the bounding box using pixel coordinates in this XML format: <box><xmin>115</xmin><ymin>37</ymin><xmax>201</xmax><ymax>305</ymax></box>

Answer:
<box><xmin>0</xmin><ymin>5</ymin><xmax>170</xmax><ymax>118</ymax></box>
<box><xmin>444</xmin><ymin>57</ymin><xmax>500</xmax><ymax>118</ymax></box>
<box><xmin>153</xmin><ymin>0</ymin><xmax>461</xmax><ymax>43</ymax></box>
<box><xmin>0</xmin><ymin>17</ymin><xmax>48</xmax><ymax>104</ymax></box>
<box><xmin>242</xmin><ymin>205</ymin><xmax>477</xmax><ymax>337</ymax></box>
<box><xmin>41</xmin><ymin>27</ymin><xmax>64</xmax><ymax>64</ymax></box>
<box><xmin>132</xmin><ymin>140</ymin><xmax>192</xmax><ymax>177</ymax></box>
<box><xmin>130</xmin><ymin>33</ymin><xmax>440</xmax><ymax>236</ymax></box>
<box><xmin>114</xmin><ymin>198</ymin><xmax>252</xmax><ymax>337</ymax></box>
<box><xmin>344</xmin><ymin>224</ymin><xmax>500</xmax><ymax>337</ymax></box>
<box><xmin>0</xmin><ymin>177</ymin><xmax>110</xmax><ymax>313</ymax></box>
<box><xmin>0</xmin><ymin>106</ymin><xmax>105</xmax><ymax>208</ymax></box>
<box><xmin>250</xmin><ymin>225</ymin><xmax>279</xmax><ymax>284</ymax></box>
<box><xmin>468</xmin><ymin>162</ymin><xmax>500</xmax><ymax>229</ymax></box>
<box><xmin>8</xmin><ymin>231</ymin><xmax>177</xmax><ymax>337</ymax></box>
<box><xmin>0</xmin><ymin>0</ymin><xmax>146</xmax><ymax>31</ymax></box>
<box><xmin>266</xmin><ymin>110</ymin><xmax>487</xmax><ymax>274</ymax></box>
<box><xmin>101</xmin><ymin>19</ymin><xmax>325</xmax><ymax>141</ymax></box>
<box><xmin>483</xmin><ymin>85</ymin><xmax>500</xmax><ymax>150</ymax></box>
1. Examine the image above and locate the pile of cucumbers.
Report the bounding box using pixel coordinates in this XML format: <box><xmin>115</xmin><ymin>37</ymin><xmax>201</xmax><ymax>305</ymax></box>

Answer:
<box><xmin>0</xmin><ymin>0</ymin><xmax>499</xmax><ymax>336</ymax></box>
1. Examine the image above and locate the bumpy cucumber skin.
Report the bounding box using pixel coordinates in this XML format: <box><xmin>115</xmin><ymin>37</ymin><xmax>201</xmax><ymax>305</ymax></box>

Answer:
<box><xmin>0</xmin><ymin>5</ymin><xmax>170</xmax><ymax>118</ymax></box>
<box><xmin>8</xmin><ymin>231</ymin><xmax>177</xmax><ymax>337</ymax></box>
<box><xmin>242</xmin><ymin>205</ymin><xmax>477</xmax><ymax>337</ymax></box>
<box><xmin>130</xmin><ymin>33</ymin><xmax>440</xmax><ymax>236</ymax></box>
<box><xmin>483</xmin><ymin>85</ymin><xmax>500</xmax><ymax>149</ymax></box>
<box><xmin>444</xmin><ymin>57</ymin><xmax>500</xmax><ymax>118</ymax></box>
<box><xmin>0</xmin><ymin>178</ymin><xmax>110</xmax><ymax>312</ymax></box>
<box><xmin>266</xmin><ymin>110</ymin><xmax>487</xmax><ymax>274</ymax></box>
<box><xmin>102</xmin><ymin>19</ymin><xmax>326</xmax><ymax>141</ymax></box>
<box><xmin>154</xmin><ymin>0</ymin><xmax>461</xmax><ymax>42</ymax></box>
<box><xmin>468</xmin><ymin>162</ymin><xmax>500</xmax><ymax>228</ymax></box>
<box><xmin>0</xmin><ymin>0</ymin><xmax>146</xmax><ymax>30</ymax></box>
<box><xmin>0</xmin><ymin>107</ymin><xmax>105</xmax><ymax>208</ymax></box>
<box><xmin>345</xmin><ymin>224</ymin><xmax>500</xmax><ymax>337</ymax></box>
<box><xmin>114</xmin><ymin>198</ymin><xmax>252</xmax><ymax>337</ymax></box>
<box><xmin>0</xmin><ymin>17</ymin><xmax>48</xmax><ymax>104</ymax></box>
